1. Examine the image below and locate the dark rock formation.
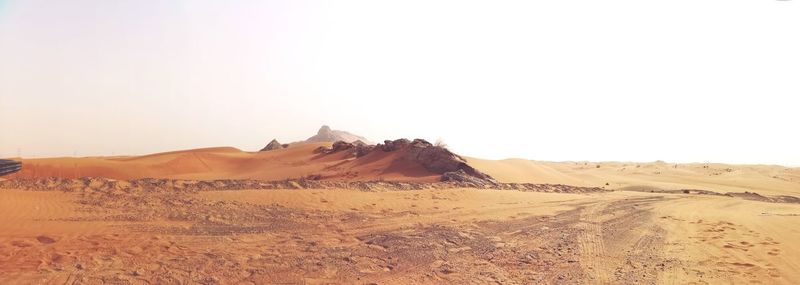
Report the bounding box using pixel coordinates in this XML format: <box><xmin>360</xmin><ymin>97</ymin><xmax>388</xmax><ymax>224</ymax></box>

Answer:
<box><xmin>260</xmin><ymin>139</ymin><xmax>285</xmax><ymax>152</ymax></box>
<box><xmin>402</xmin><ymin>140</ymin><xmax>496</xmax><ymax>183</ymax></box>
<box><xmin>376</xmin><ymin>139</ymin><xmax>411</xmax><ymax>152</ymax></box>
<box><xmin>330</xmin><ymin>141</ymin><xmax>355</xmax><ymax>153</ymax></box>
<box><xmin>354</xmin><ymin>145</ymin><xmax>373</xmax><ymax>157</ymax></box>
<box><xmin>441</xmin><ymin>169</ymin><xmax>496</xmax><ymax>187</ymax></box>
<box><xmin>313</xmin><ymin>140</ymin><xmax>374</xmax><ymax>158</ymax></box>
<box><xmin>315</xmin><ymin>137</ymin><xmax>495</xmax><ymax>183</ymax></box>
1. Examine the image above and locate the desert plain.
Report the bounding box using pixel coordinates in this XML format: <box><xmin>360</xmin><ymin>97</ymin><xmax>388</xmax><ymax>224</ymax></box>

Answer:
<box><xmin>1</xmin><ymin>133</ymin><xmax>798</xmax><ymax>284</ymax></box>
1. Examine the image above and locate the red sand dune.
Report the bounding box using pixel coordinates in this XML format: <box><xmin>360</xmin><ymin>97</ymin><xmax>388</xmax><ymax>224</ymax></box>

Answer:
<box><xmin>9</xmin><ymin>143</ymin><xmax>439</xmax><ymax>182</ymax></box>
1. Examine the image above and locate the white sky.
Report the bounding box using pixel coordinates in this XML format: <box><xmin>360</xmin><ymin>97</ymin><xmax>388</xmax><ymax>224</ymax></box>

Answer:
<box><xmin>1</xmin><ymin>0</ymin><xmax>798</xmax><ymax>166</ymax></box>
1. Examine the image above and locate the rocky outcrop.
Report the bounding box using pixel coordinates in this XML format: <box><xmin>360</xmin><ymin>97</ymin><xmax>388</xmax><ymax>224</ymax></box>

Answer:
<box><xmin>441</xmin><ymin>169</ymin><xmax>496</xmax><ymax>187</ymax></box>
<box><xmin>331</xmin><ymin>141</ymin><xmax>355</xmax><ymax>153</ymax></box>
<box><xmin>354</xmin><ymin>144</ymin><xmax>375</xmax><ymax>157</ymax></box>
<box><xmin>401</xmin><ymin>139</ymin><xmax>496</xmax><ymax>183</ymax></box>
<box><xmin>316</xmin><ymin>137</ymin><xmax>495</xmax><ymax>184</ymax></box>
<box><xmin>377</xmin><ymin>139</ymin><xmax>411</xmax><ymax>151</ymax></box>
<box><xmin>313</xmin><ymin>140</ymin><xmax>375</xmax><ymax>158</ymax></box>
<box><xmin>260</xmin><ymin>139</ymin><xmax>285</xmax><ymax>152</ymax></box>
<box><xmin>306</xmin><ymin>125</ymin><xmax>372</xmax><ymax>144</ymax></box>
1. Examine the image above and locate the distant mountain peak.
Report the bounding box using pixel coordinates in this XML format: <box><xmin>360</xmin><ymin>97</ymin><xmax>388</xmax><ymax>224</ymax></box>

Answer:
<box><xmin>306</xmin><ymin>125</ymin><xmax>371</xmax><ymax>144</ymax></box>
<box><xmin>317</xmin><ymin>125</ymin><xmax>333</xmax><ymax>135</ymax></box>
<box><xmin>259</xmin><ymin>139</ymin><xmax>286</xmax><ymax>152</ymax></box>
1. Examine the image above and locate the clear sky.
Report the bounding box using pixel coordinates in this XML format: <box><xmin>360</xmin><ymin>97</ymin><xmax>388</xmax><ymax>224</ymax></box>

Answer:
<box><xmin>1</xmin><ymin>0</ymin><xmax>798</xmax><ymax>166</ymax></box>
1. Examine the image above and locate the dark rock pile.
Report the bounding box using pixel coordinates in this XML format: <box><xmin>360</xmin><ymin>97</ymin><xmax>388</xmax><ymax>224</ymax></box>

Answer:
<box><xmin>313</xmin><ymin>138</ymin><xmax>497</xmax><ymax>184</ymax></box>
<box><xmin>313</xmin><ymin>140</ymin><xmax>375</xmax><ymax>158</ymax></box>
<box><xmin>441</xmin><ymin>169</ymin><xmax>496</xmax><ymax>187</ymax></box>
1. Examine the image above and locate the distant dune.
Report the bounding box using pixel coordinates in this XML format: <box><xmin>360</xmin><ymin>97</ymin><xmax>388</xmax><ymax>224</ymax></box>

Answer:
<box><xmin>9</xmin><ymin>143</ymin><xmax>440</xmax><ymax>182</ymax></box>
<box><xmin>6</xmin><ymin>125</ymin><xmax>798</xmax><ymax>196</ymax></box>
<box><xmin>467</xmin><ymin>158</ymin><xmax>800</xmax><ymax>196</ymax></box>
<box><xmin>10</xmin><ymin>144</ymin><xmax>799</xmax><ymax>196</ymax></box>
<box><xmin>3</xmin><ymin>137</ymin><xmax>800</xmax><ymax>284</ymax></box>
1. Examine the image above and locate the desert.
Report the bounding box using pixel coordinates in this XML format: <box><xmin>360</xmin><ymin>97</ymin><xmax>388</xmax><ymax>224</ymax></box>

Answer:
<box><xmin>2</xmin><ymin>1</ymin><xmax>798</xmax><ymax>284</ymax></box>
<box><xmin>1</xmin><ymin>127</ymin><xmax>798</xmax><ymax>284</ymax></box>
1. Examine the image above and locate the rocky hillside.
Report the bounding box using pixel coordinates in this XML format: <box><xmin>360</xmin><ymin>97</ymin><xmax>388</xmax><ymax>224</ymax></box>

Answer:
<box><xmin>314</xmin><ymin>138</ymin><xmax>497</xmax><ymax>185</ymax></box>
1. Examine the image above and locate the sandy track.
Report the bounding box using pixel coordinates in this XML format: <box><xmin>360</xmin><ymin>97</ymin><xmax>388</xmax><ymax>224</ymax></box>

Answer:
<box><xmin>0</xmin><ymin>188</ymin><xmax>797</xmax><ymax>284</ymax></box>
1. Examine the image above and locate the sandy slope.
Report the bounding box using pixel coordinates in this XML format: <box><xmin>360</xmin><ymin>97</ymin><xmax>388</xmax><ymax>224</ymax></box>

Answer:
<box><xmin>0</xmin><ymin>187</ymin><xmax>797</xmax><ymax>284</ymax></box>
<box><xmin>3</xmin><ymin>145</ymin><xmax>799</xmax><ymax>283</ymax></box>
<box><xmin>468</xmin><ymin>158</ymin><xmax>800</xmax><ymax>196</ymax></box>
<box><xmin>653</xmin><ymin>195</ymin><xmax>800</xmax><ymax>284</ymax></box>
<box><xmin>10</xmin><ymin>145</ymin><xmax>798</xmax><ymax>197</ymax></box>
<box><xmin>9</xmin><ymin>143</ymin><xmax>439</xmax><ymax>182</ymax></box>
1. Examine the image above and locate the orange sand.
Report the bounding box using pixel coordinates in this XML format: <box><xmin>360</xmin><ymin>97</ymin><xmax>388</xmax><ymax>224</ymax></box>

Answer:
<box><xmin>9</xmin><ymin>143</ymin><xmax>439</xmax><ymax>182</ymax></box>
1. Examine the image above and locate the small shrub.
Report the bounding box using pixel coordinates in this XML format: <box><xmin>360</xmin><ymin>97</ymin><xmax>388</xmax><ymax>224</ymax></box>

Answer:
<box><xmin>435</xmin><ymin>138</ymin><xmax>448</xmax><ymax>149</ymax></box>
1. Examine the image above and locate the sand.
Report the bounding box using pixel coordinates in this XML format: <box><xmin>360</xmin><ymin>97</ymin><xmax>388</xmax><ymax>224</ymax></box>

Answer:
<box><xmin>0</xmin><ymin>187</ymin><xmax>797</xmax><ymax>284</ymax></box>
<box><xmin>468</xmin><ymin>158</ymin><xmax>800</xmax><ymax>196</ymax></box>
<box><xmin>11</xmin><ymin>146</ymin><xmax>798</xmax><ymax>196</ymax></box>
<box><xmin>9</xmin><ymin>144</ymin><xmax>439</xmax><ymax>182</ymax></box>
<box><xmin>1</xmin><ymin>146</ymin><xmax>799</xmax><ymax>284</ymax></box>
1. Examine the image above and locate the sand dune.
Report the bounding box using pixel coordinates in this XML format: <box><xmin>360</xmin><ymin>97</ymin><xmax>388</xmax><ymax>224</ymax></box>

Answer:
<box><xmin>9</xmin><ymin>143</ymin><xmax>439</xmax><ymax>182</ymax></box>
<box><xmin>11</xmin><ymin>144</ymin><xmax>799</xmax><ymax>198</ymax></box>
<box><xmin>9</xmin><ymin>145</ymin><xmax>798</xmax><ymax>198</ymax></box>
<box><xmin>468</xmin><ymin>158</ymin><xmax>800</xmax><ymax>196</ymax></box>
<box><xmin>3</xmin><ymin>144</ymin><xmax>799</xmax><ymax>283</ymax></box>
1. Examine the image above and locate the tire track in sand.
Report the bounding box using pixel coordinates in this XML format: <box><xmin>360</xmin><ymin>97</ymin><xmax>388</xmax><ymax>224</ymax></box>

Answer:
<box><xmin>576</xmin><ymin>202</ymin><xmax>612</xmax><ymax>283</ymax></box>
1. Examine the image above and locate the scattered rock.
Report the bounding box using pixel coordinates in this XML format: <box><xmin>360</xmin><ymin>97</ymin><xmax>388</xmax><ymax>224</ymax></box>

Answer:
<box><xmin>313</xmin><ymin>140</ymin><xmax>375</xmax><ymax>157</ymax></box>
<box><xmin>330</xmin><ymin>141</ymin><xmax>355</xmax><ymax>153</ymax></box>
<box><xmin>442</xmin><ymin>169</ymin><xmax>496</xmax><ymax>187</ymax></box>
<box><xmin>36</xmin><ymin>235</ymin><xmax>56</xmax><ymax>244</ymax></box>
<box><xmin>377</xmin><ymin>139</ymin><xmax>411</xmax><ymax>152</ymax></box>
<box><xmin>0</xmin><ymin>177</ymin><xmax>610</xmax><ymax>193</ymax></box>
<box><xmin>354</xmin><ymin>144</ymin><xmax>375</xmax><ymax>157</ymax></box>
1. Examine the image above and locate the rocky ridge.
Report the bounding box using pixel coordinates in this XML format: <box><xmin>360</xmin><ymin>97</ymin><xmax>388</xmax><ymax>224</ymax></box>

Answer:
<box><xmin>314</xmin><ymin>138</ymin><xmax>497</xmax><ymax>185</ymax></box>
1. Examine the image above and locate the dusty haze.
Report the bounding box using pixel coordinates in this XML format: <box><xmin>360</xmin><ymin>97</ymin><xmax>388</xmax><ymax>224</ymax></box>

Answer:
<box><xmin>1</xmin><ymin>0</ymin><xmax>799</xmax><ymax>166</ymax></box>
